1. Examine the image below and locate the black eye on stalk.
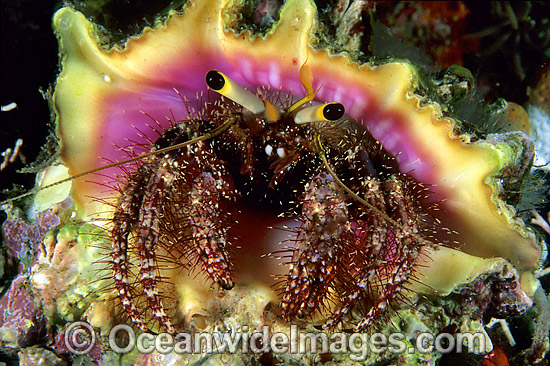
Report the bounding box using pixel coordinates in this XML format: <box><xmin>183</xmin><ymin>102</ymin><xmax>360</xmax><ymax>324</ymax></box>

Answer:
<box><xmin>322</xmin><ymin>103</ymin><xmax>345</xmax><ymax>121</ymax></box>
<box><xmin>206</xmin><ymin>70</ymin><xmax>225</xmax><ymax>91</ymax></box>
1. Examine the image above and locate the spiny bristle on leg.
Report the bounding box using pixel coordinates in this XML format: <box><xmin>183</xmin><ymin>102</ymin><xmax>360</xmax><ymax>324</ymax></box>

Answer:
<box><xmin>96</xmin><ymin>117</ymin><xmax>240</xmax><ymax>333</ymax></box>
<box><xmin>281</xmin><ymin>172</ymin><xmax>350</xmax><ymax>320</ymax></box>
<box><xmin>135</xmin><ymin>166</ymin><xmax>179</xmax><ymax>333</ymax></box>
<box><xmin>186</xmin><ymin>172</ymin><xmax>235</xmax><ymax>290</ymax></box>
<box><xmin>110</xmin><ymin>164</ymin><xmax>154</xmax><ymax>331</ymax></box>
<box><xmin>321</xmin><ymin>175</ymin><xmax>429</xmax><ymax>332</ymax></box>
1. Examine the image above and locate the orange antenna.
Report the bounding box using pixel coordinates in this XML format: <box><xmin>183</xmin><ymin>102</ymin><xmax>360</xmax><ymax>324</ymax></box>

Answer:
<box><xmin>287</xmin><ymin>59</ymin><xmax>322</xmax><ymax>113</ymax></box>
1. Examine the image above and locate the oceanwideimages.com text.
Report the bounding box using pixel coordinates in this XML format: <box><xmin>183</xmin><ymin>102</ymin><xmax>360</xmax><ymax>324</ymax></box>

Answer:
<box><xmin>65</xmin><ymin>322</ymin><xmax>490</xmax><ymax>361</ymax></box>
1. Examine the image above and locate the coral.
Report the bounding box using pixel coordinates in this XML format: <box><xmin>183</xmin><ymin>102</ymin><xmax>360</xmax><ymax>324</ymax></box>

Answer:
<box><xmin>373</xmin><ymin>1</ymin><xmax>475</xmax><ymax>67</ymax></box>
<box><xmin>482</xmin><ymin>345</ymin><xmax>510</xmax><ymax>366</ymax></box>
<box><xmin>524</xmin><ymin>287</ymin><xmax>550</xmax><ymax>364</ymax></box>
<box><xmin>0</xmin><ymin>275</ymin><xmax>48</xmax><ymax>349</ymax></box>
<box><xmin>528</xmin><ymin>66</ymin><xmax>550</xmax><ymax>115</ymax></box>
<box><xmin>2</xmin><ymin>205</ymin><xmax>61</xmax><ymax>270</ymax></box>
<box><xmin>52</xmin><ymin>321</ymin><xmax>104</xmax><ymax>364</ymax></box>
<box><xmin>465</xmin><ymin>2</ymin><xmax>550</xmax><ymax>82</ymax></box>
<box><xmin>29</xmin><ymin>222</ymin><xmax>108</xmax><ymax>324</ymax></box>
<box><xmin>452</xmin><ymin>261</ymin><xmax>533</xmax><ymax>320</ymax></box>
<box><xmin>463</xmin><ymin>2</ymin><xmax>550</xmax><ymax>103</ymax></box>
<box><xmin>18</xmin><ymin>346</ymin><xmax>67</xmax><ymax>366</ymax></box>
<box><xmin>527</xmin><ymin>66</ymin><xmax>550</xmax><ymax>168</ymax></box>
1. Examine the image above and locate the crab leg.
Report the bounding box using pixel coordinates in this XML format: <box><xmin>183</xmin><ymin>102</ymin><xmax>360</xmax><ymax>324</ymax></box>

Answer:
<box><xmin>111</xmin><ymin>164</ymin><xmax>152</xmax><ymax>331</ymax></box>
<box><xmin>282</xmin><ymin>172</ymin><xmax>350</xmax><ymax>320</ymax></box>
<box><xmin>324</xmin><ymin>178</ymin><xmax>423</xmax><ymax>331</ymax></box>
<box><xmin>136</xmin><ymin>164</ymin><xmax>178</xmax><ymax>333</ymax></box>
<box><xmin>187</xmin><ymin>171</ymin><xmax>235</xmax><ymax>290</ymax></box>
<box><xmin>324</xmin><ymin>238</ymin><xmax>419</xmax><ymax>331</ymax></box>
<box><xmin>135</xmin><ymin>153</ymin><xmax>236</xmax><ymax>332</ymax></box>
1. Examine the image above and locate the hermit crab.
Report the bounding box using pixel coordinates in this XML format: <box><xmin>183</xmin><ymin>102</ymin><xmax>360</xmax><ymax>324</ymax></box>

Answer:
<box><xmin>98</xmin><ymin>63</ymin><xmax>438</xmax><ymax>333</ymax></box>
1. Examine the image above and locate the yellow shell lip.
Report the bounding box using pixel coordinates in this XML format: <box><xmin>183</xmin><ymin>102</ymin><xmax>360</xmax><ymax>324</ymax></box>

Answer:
<box><xmin>51</xmin><ymin>0</ymin><xmax>542</xmax><ymax>294</ymax></box>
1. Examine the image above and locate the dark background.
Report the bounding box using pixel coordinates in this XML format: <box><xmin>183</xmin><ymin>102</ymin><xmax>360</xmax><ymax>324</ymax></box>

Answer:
<box><xmin>1</xmin><ymin>0</ymin><xmax>60</xmax><ymax>194</ymax></box>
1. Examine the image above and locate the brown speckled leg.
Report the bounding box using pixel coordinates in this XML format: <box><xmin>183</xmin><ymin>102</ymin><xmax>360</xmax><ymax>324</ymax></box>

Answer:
<box><xmin>111</xmin><ymin>163</ymin><xmax>152</xmax><ymax>331</ymax></box>
<box><xmin>324</xmin><ymin>178</ymin><xmax>423</xmax><ymax>331</ymax></box>
<box><xmin>136</xmin><ymin>164</ymin><xmax>178</xmax><ymax>333</ymax></box>
<box><xmin>281</xmin><ymin>172</ymin><xmax>351</xmax><ymax>320</ymax></box>
<box><xmin>187</xmin><ymin>171</ymin><xmax>235</xmax><ymax>290</ymax></box>
<box><xmin>111</xmin><ymin>137</ymin><xmax>236</xmax><ymax>332</ymax></box>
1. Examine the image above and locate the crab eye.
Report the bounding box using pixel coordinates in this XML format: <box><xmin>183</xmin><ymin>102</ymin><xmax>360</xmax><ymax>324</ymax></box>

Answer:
<box><xmin>322</xmin><ymin>103</ymin><xmax>345</xmax><ymax>121</ymax></box>
<box><xmin>294</xmin><ymin>102</ymin><xmax>345</xmax><ymax>124</ymax></box>
<box><xmin>205</xmin><ymin>70</ymin><xmax>265</xmax><ymax>114</ymax></box>
<box><xmin>206</xmin><ymin>70</ymin><xmax>225</xmax><ymax>91</ymax></box>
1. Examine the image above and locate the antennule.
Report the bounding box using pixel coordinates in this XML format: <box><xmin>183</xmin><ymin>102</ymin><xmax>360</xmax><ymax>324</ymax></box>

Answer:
<box><xmin>287</xmin><ymin>62</ymin><xmax>321</xmax><ymax>113</ymax></box>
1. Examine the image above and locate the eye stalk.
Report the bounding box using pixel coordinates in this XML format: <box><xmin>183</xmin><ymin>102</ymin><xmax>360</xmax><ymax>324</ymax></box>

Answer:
<box><xmin>205</xmin><ymin>68</ymin><xmax>344</xmax><ymax>124</ymax></box>
<box><xmin>294</xmin><ymin>102</ymin><xmax>345</xmax><ymax>124</ymax></box>
<box><xmin>205</xmin><ymin>70</ymin><xmax>266</xmax><ymax>115</ymax></box>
